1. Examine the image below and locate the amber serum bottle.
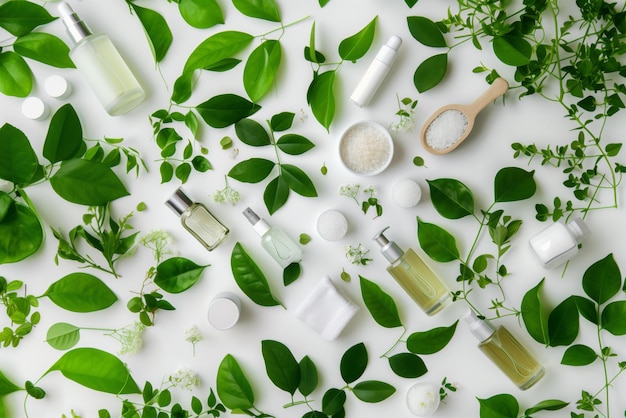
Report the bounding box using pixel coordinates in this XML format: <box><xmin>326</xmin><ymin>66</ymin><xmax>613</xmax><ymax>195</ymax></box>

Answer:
<box><xmin>463</xmin><ymin>309</ymin><xmax>545</xmax><ymax>390</ymax></box>
<box><xmin>373</xmin><ymin>227</ymin><xmax>451</xmax><ymax>315</ymax></box>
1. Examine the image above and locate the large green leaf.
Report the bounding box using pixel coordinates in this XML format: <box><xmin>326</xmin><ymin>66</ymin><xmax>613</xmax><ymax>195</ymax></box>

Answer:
<box><xmin>307</xmin><ymin>70</ymin><xmax>336</xmax><ymax>132</ymax></box>
<box><xmin>583</xmin><ymin>254</ymin><xmax>621</xmax><ymax>305</ymax></box>
<box><xmin>493</xmin><ymin>35</ymin><xmax>532</xmax><ymax>66</ymax></box>
<box><xmin>231</xmin><ymin>242</ymin><xmax>282</xmax><ymax>307</ymax></box>
<box><xmin>43</xmin><ymin>273</ymin><xmax>117</xmax><ymax>312</ymax></box>
<box><xmin>184</xmin><ymin>31</ymin><xmax>253</xmax><ymax>72</ymax></box>
<box><xmin>0</xmin><ymin>1</ymin><xmax>55</xmax><ymax>36</ymax></box>
<box><xmin>548</xmin><ymin>296</ymin><xmax>579</xmax><ymax>347</ymax></box>
<box><xmin>46</xmin><ymin>322</ymin><xmax>81</xmax><ymax>350</ymax></box>
<box><xmin>228</xmin><ymin>158</ymin><xmax>275</xmax><ymax>183</ymax></box>
<box><xmin>130</xmin><ymin>3</ymin><xmax>172</xmax><ymax>63</ymax></box>
<box><xmin>359</xmin><ymin>276</ymin><xmax>402</xmax><ymax>328</ymax></box>
<box><xmin>0</xmin><ymin>201</ymin><xmax>43</xmax><ymax>264</ymax></box>
<box><xmin>493</xmin><ymin>167</ymin><xmax>536</xmax><ymax>203</ymax></box>
<box><xmin>232</xmin><ymin>0</ymin><xmax>281</xmax><ymax>22</ymax></box>
<box><xmin>427</xmin><ymin>178</ymin><xmax>474</xmax><ymax>219</ymax></box>
<box><xmin>0</xmin><ymin>51</ymin><xmax>32</xmax><ymax>97</ymax></box>
<box><xmin>50</xmin><ymin>159</ymin><xmax>129</xmax><ymax>206</ymax></box>
<box><xmin>521</xmin><ymin>279</ymin><xmax>549</xmax><ymax>345</ymax></box>
<box><xmin>263</xmin><ymin>175</ymin><xmax>290</xmax><ymax>215</ymax></box>
<box><xmin>235</xmin><ymin>118</ymin><xmax>271</xmax><ymax>146</ymax></box>
<box><xmin>601</xmin><ymin>301</ymin><xmax>626</xmax><ymax>335</ymax></box>
<box><xmin>407</xmin><ymin>16</ymin><xmax>447</xmax><ymax>47</ymax></box>
<box><xmin>338</xmin><ymin>17</ymin><xmax>377</xmax><ymax>62</ymax></box>
<box><xmin>352</xmin><ymin>381</ymin><xmax>395</xmax><ymax>403</ymax></box>
<box><xmin>417</xmin><ymin>218</ymin><xmax>460</xmax><ymax>262</ymax></box>
<box><xmin>216</xmin><ymin>354</ymin><xmax>255</xmax><ymax>410</ymax></box>
<box><xmin>298</xmin><ymin>356</ymin><xmax>318</xmax><ymax>397</ymax></box>
<box><xmin>154</xmin><ymin>257</ymin><xmax>208</xmax><ymax>294</ymax></box>
<box><xmin>406</xmin><ymin>321</ymin><xmax>458</xmax><ymax>354</ymax></box>
<box><xmin>478</xmin><ymin>394</ymin><xmax>519</xmax><ymax>418</ymax></box>
<box><xmin>196</xmin><ymin>94</ymin><xmax>261</xmax><ymax>128</ymax></box>
<box><xmin>179</xmin><ymin>0</ymin><xmax>224</xmax><ymax>28</ymax></box>
<box><xmin>46</xmin><ymin>348</ymin><xmax>140</xmax><ymax>394</ymax></box>
<box><xmin>0</xmin><ymin>123</ymin><xmax>39</xmax><ymax>185</ymax></box>
<box><xmin>280</xmin><ymin>164</ymin><xmax>317</xmax><ymax>197</ymax></box>
<box><xmin>244</xmin><ymin>40</ymin><xmax>282</xmax><ymax>102</ymax></box>
<box><xmin>261</xmin><ymin>340</ymin><xmax>300</xmax><ymax>395</ymax></box>
<box><xmin>414</xmin><ymin>53</ymin><xmax>447</xmax><ymax>93</ymax></box>
<box><xmin>13</xmin><ymin>32</ymin><xmax>74</xmax><ymax>68</ymax></box>
<box><xmin>43</xmin><ymin>104</ymin><xmax>84</xmax><ymax>164</ymax></box>
<box><xmin>340</xmin><ymin>342</ymin><xmax>368</xmax><ymax>384</ymax></box>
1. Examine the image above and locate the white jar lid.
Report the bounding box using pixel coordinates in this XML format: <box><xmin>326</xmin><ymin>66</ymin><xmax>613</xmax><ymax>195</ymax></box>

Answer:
<box><xmin>392</xmin><ymin>178</ymin><xmax>422</xmax><ymax>208</ymax></box>
<box><xmin>207</xmin><ymin>293</ymin><xmax>241</xmax><ymax>330</ymax></box>
<box><xmin>317</xmin><ymin>210</ymin><xmax>348</xmax><ymax>241</ymax></box>
<box><xmin>22</xmin><ymin>97</ymin><xmax>49</xmax><ymax>120</ymax></box>
<box><xmin>45</xmin><ymin>75</ymin><xmax>71</xmax><ymax>99</ymax></box>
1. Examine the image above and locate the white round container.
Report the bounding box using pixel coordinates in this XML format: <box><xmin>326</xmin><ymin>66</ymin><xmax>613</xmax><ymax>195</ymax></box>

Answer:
<box><xmin>316</xmin><ymin>210</ymin><xmax>348</xmax><ymax>241</ymax></box>
<box><xmin>45</xmin><ymin>75</ymin><xmax>72</xmax><ymax>99</ymax></box>
<box><xmin>22</xmin><ymin>97</ymin><xmax>49</xmax><ymax>120</ymax></box>
<box><xmin>406</xmin><ymin>382</ymin><xmax>440</xmax><ymax>416</ymax></box>
<box><xmin>338</xmin><ymin>121</ymin><xmax>394</xmax><ymax>176</ymax></box>
<box><xmin>207</xmin><ymin>292</ymin><xmax>241</xmax><ymax>330</ymax></box>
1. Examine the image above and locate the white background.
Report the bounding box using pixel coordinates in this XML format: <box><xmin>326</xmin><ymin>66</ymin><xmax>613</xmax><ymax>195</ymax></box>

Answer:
<box><xmin>2</xmin><ymin>0</ymin><xmax>626</xmax><ymax>417</ymax></box>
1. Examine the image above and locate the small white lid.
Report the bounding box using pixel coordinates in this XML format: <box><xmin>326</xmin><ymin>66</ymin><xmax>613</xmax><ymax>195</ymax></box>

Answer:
<box><xmin>207</xmin><ymin>293</ymin><xmax>241</xmax><ymax>330</ymax></box>
<box><xmin>317</xmin><ymin>210</ymin><xmax>348</xmax><ymax>241</ymax></box>
<box><xmin>567</xmin><ymin>218</ymin><xmax>590</xmax><ymax>244</ymax></box>
<box><xmin>45</xmin><ymin>75</ymin><xmax>71</xmax><ymax>98</ymax></box>
<box><xmin>22</xmin><ymin>97</ymin><xmax>49</xmax><ymax>120</ymax></box>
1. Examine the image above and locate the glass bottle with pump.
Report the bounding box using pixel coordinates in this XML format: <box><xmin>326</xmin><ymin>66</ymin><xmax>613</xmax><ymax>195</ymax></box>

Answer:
<box><xmin>58</xmin><ymin>3</ymin><xmax>146</xmax><ymax>116</ymax></box>
<box><xmin>242</xmin><ymin>207</ymin><xmax>302</xmax><ymax>268</ymax></box>
<box><xmin>462</xmin><ymin>309</ymin><xmax>545</xmax><ymax>390</ymax></box>
<box><xmin>165</xmin><ymin>188</ymin><xmax>229</xmax><ymax>251</ymax></box>
<box><xmin>373</xmin><ymin>227</ymin><xmax>450</xmax><ymax>315</ymax></box>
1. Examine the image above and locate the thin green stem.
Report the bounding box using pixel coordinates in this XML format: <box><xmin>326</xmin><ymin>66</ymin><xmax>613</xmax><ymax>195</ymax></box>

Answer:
<box><xmin>380</xmin><ymin>326</ymin><xmax>407</xmax><ymax>359</ymax></box>
<box><xmin>256</xmin><ymin>16</ymin><xmax>311</xmax><ymax>39</ymax></box>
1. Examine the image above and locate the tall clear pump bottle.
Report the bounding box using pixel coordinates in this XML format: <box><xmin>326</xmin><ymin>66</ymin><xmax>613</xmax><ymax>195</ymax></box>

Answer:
<box><xmin>463</xmin><ymin>310</ymin><xmax>545</xmax><ymax>390</ymax></box>
<box><xmin>373</xmin><ymin>227</ymin><xmax>450</xmax><ymax>315</ymax></box>
<box><xmin>58</xmin><ymin>3</ymin><xmax>145</xmax><ymax>115</ymax></box>
<box><xmin>242</xmin><ymin>207</ymin><xmax>302</xmax><ymax>268</ymax></box>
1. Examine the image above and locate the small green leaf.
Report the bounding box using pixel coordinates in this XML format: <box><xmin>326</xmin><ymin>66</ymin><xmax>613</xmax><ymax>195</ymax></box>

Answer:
<box><xmin>154</xmin><ymin>257</ymin><xmax>208</xmax><ymax>294</ymax></box>
<box><xmin>276</xmin><ymin>134</ymin><xmax>315</xmax><ymax>155</ymax></box>
<box><xmin>583</xmin><ymin>254</ymin><xmax>621</xmax><ymax>305</ymax></box>
<box><xmin>43</xmin><ymin>273</ymin><xmax>117</xmax><ymax>312</ymax></box>
<box><xmin>478</xmin><ymin>394</ymin><xmax>519</xmax><ymax>418</ymax></box>
<box><xmin>601</xmin><ymin>301</ymin><xmax>626</xmax><ymax>335</ymax></box>
<box><xmin>359</xmin><ymin>276</ymin><xmax>402</xmax><ymax>328</ymax></box>
<box><xmin>0</xmin><ymin>123</ymin><xmax>39</xmax><ymax>185</ymax></box>
<box><xmin>524</xmin><ymin>400</ymin><xmax>569</xmax><ymax>415</ymax></box>
<box><xmin>283</xmin><ymin>262</ymin><xmax>301</xmax><ymax>286</ymax></box>
<box><xmin>192</xmin><ymin>155</ymin><xmax>212</xmax><ymax>172</ymax></box>
<box><xmin>130</xmin><ymin>3</ymin><xmax>172</xmax><ymax>63</ymax></box>
<box><xmin>0</xmin><ymin>201</ymin><xmax>43</xmax><ymax>264</ymax></box>
<box><xmin>605</xmin><ymin>143</ymin><xmax>622</xmax><ymax>157</ymax></box>
<box><xmin>0</xmin><ymin>370</ymin><xmax>20</xmax><ymax>396</ymax></box>
<box><xmin>24</xmin><ymin>381</ymin><xmax>45</xmax><ymax>399</ymax></box>
<box><xmin>388</xmin><ymin>353</ymin><xmax>427</xmax><ymax>378</ymax></box>
<box><xmin>299</xmin><ymin>233</ymin><xmax>311</xmax><ymax>245</ymax></box>
<box><xmin>573</xmin><ymin>295</ymin><xmax>598</xmax><ymax>325</ymax></box>
<box><xmin>494</xmin><ymin>167</ymin><xmax>536</xmax><ymax>203</ymax></box>
<box><xmin>352</xmin><ymin>381</ymin><xmax>395</xmax><ymax>403</ymax></box>
<box><xmin>244</xmin><ymin>39</ymin><xmax>282</xmax><ymax>102</ymax></box>
<box><xmin>0</xmin><ymin>1</ymin><xmax>55</xmax><ymax>36</ymax></box>
<box><xmin>298</xmin><ymin>356</ymin><xmax>318</xmax><ymax>397</ymax></box>
<box><xmin>205</xmin><ymin>58</ymin><xmax>241</xmax><ymax>72</ymax></box>
<box><xmin>407</xmin><ymin>16</ymin><xmax>447</xmax><ymax>47</ymax></box>
<box><xmin>184</xmin><ymin>31</ymin><xmax>254</xmax><ymax>73</ymax></box>
<box><xmin>417</xmin><ymin>218</ymin><xmax>460</xmax><ymax>262</ymax></box>
<box><xmin>281</xmin><ymin>164</ymin><xmax>318</xmax><ymax>197</ymax></box>
<box><xmin>46</xmin><ymin>323</ymin><xmax>81</xmax><ymax>350</ymax></box>
<box><xmin>235</xmin><ymin>118</ymin><xmax>271</xmax><ymax>146</ymax></box>
<box><xmin>261</xmin><ymin>340</ymin><xmax>300</xmax><ymax>395</ymax></box>
<box><xmin>521</xmin><ymin>279</ymin><xmax>549</xmax><ymax>345</ymax></box>
<box><xmin>171</xmin><ymin>71</ymin><xmax>194</xmax><ymax>104</ymax></box>
<box><xmin>407</xmin><ymin>321</ymin><xmax>458</xmax><ymax>354</ymax></box>
<box><xmin>493</xmin><ymin>35</ymin><xmax>532</xmax><ymax>66</ymax></box>
<box><xmin>561</xmin><ymin>344</ymin><xmax>597</xmax><ymax>366</ymax></box>
<box><xmin>338</xmin><ymin>17</ymin><xmax>377</xmax><ymax>62</ymax></box>
<box><xmin>160</xmin><ymin>161</ymin><xmax>174</xmax><ymax>183</ymax></box>
<box><xmin>196</xmin><ymin>94</ymin><xmax>261</xmax><ymax>128</ymax></box>
<box><xmin>43</xmin><ymin>104</ymin><xmax>83</xmax><ymax>164</ymax></box>
<box><xmin>228</xmin><ymin>158</ymin><xmax>275</xmax><ymax>183</ymax></box>
<box><xmin>231</xmin><ymin>242</ymin><xmax>282</xmax><ymax>307</ymax></box>
<box><xmin>217</xmin><ymin>354</ymin><xmax>255</xmax><ymax>410</ymax></box>
<box><xmin>427</xmin><ymin>178</ymin><xmax>474</xmax><ymax>219</ymax></box>
<box><xmin>548</xmin><ymin>296</ymin><xmax>579</xmax><ymax>347</ymax></box>
<box><xmin>0</xmin><ymin>51</ymin><xmax>32</xmax><ymax>97</ymax></box>
<box><xmin>413</xmin><ymin>53</ymin><xmax>447</xmax><ymax>93</ymax></box>
<box><xmin>13</xmin><ymin>33</ymin><xmax>74</xmax><ymax>68</ymax></box>
<box><xmin>340</xmin><ymin>342</ymin><xmax>368</xmax><ymax>384</ymax></box>
<box><xmin>322</xmin><ymin>388</ymin><xmax>346</xmax><ymax>416</ymax></box>
<box><xmin>179</xmin><ymin>0</ymin><xmax>224</xmax><ymax>29</ymax></box>
<box><xmin>263</xmin><ymin>175</ymin><xmax>290</xmax><ymax>215</ymax></box>
<box><xmin>307</xmin><ymin>70</ymin><xmax>336</xmax><ymax>131</ymax></box>
<box><xmin>232</xmin><ymin>0</ymin><xmax>281</xmax><ymax>22</ymax></box>
<box><xmin>270</xmin><ymin>112</ymin><xmax>295</xmax><ymax>131</ymax></box>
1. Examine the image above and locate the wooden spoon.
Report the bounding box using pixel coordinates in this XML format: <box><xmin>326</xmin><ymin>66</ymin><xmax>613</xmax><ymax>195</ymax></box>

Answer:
<box><xmin>420</xmin><ymin>77</ymin><xmax>509</xmax><ymax>155</ymax></box>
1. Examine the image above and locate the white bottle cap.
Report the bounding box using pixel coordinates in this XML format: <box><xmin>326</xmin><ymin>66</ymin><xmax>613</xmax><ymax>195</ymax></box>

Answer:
<box><xmin>242</xmin><ymin>207</ymin><xmax>271</xmax><ymax>236</ymax></box>
<box><xmin>21</xmin><ymin>97</ymin><xmax>49</xmax><ymax>120</ymax></box>
<box><xmin>316</xmin><ymin>210</ymin><xmax>348</xmax><ymax>241</ymax></box>
<box><xmin>207</xmin><ymin>293</ymin><xmax>241</xmax><ymax>330</ymax></box>
<box><xmin>45</xmin><ymin>75</ymin><xmax>72</xmax><ymax>99</ymax></box>
<box><xmin>567</xmin><ymin>218</ymin><xmax>590</xmax><ymax>244</ymax></box>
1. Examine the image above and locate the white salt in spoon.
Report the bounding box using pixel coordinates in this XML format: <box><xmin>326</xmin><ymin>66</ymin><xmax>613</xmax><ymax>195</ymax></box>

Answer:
<box><xmin>420</xmin><ymin>77</ymin><xmax>509</xmax><ymax>155</ymax></box>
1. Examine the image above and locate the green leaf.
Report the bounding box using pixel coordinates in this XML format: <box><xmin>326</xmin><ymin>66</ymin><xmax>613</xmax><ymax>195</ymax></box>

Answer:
<box><xmin>340</xmin><ymin>342</ymin><xmax>368</xmax><ymax>384</ymax></box>
<box><xmin>524</xmin><ymin>400</ymin><xmax>569</xmax><ymax>415</ymax></box>
<box><xmin>0</xmin><ymin>1</ymin><xmax>55</xmax><ymax>36</ymax></box>
<box><xmin>0</xmin><ymin>192</ymin><xmax>11</xmax><ymax>222</ymax></box>
<box><xmin>50</xmin><ymin>159</ymin><xmax>129</xmax><ymax>206</ymax></box>
<box><xmin>298</xmin><ymin>356</ymin><xmax>318</xmax><ymax>397</ymax></box>
<box><xmin>46</xmin><ymin>322</ymin><xmax>80</xmax><ymax>350</ymax></box>
<box><xmin>583</xmin><ymin>254</ymin><xmax>621</xmax><ymax>305</ymax></box>
<box><xmin>13</xmin><ymin>33</ymin><xmax>74</xmax><ymax>68</ymax></box>
<box><xmin>561</xmin><ymin>344</ymin><xmax>597</xmax><ymax>366</ymax></box>
<box><xmin>0</xmin><ymin>370</ymin><xmax>20</xmax><ymax>396</ymax></box>
<box><xmin>493</xmin><ymin>35</ymin><xmax>531</xmax><ymax>66</ymax></box>
<box><xmin>0</xmin><ymin>51</ymin><xmax>32</xmax><ymax>97</ymax></box>
<box><xmin>184</xmin><ymin>31</ymin><xmax>254</xmax><ymax>73</ymax></box>
<box><xmin>359</xmin><ymin>276</ymin><xmax>402</xmax><ymax>328</ymax></box>
<box><xmin>24</xmin><ymin>381</ymin><xmax>45</xmax><ymax>399</ymax></box>
<box><xmin>281</xmin><ymin>164</ymin><xmax>318</xmax><ymax>197</ymax></box>
<box><xmin>235</xmin><ymin>118</ymin><xmax>271</xmax><ymax>146</ymax></box>
<box><xmin>228</xmin><ymin>158</ymin><xmax>275</xmax><ymax>183</ymax></box>
<box><xmin>417</xmin><ymin>218</ymin><xmax>460</xmax><ymax>262</ymax></box>
<box><xmin>270</xmin><ymin>112</ymin><xmax>295</xmax><ymax>131</ymax></box>
<box><xmin>0</xmin><ymin>123</ymin><xmax>39</xmax><ymax>185</ymax></box>
<box><xmin>129</xmin><ymin>3</ymin><xmax>172</xmax><ymax>63</ymax></box>
<box><xmin>338</xmin><ymin>17</ymin><xmax>377</xmax><ymax>62</ymax></box>
<box><xmin>407</xmin><ymin>321</ymin><xmax>458</xmax><ymax>354</ymax></box>
<box><xmin>244</xmin><ymin>40</ymin><xmax>282</xmax><ymax>103</ymax></box>
<box><xmin>388</xmin><ymin>353</ymin><xmax>427</xmax><ymax>378</ymax></box>
<box><xmin>264</xmin><ymin>175</ymin><xmax>290</xmax><ymax>215</ymax></box>
<box><xmin>276</xmin><ymin>134</ymin><xmax>315</xmax><ymax>155</ymax></box>
<box><xmin>548</xmin><ymin>296</ymin><xmax>579</xmax><ymax>347</ymax></box>
<box><xmin>601</xmin><ymin>301</ymin><xmax>626</xmax><ymax>335</ymax></box>
<box><xmin>43</xmin><ymin>104</ymin><xmax>83</xmax><ymax>164</ymax></box>
<box><xmin>352</xmin><ymin>381</ymin><xmax>395</xmax><ymax>403</ymax></box>
<box><xmin>0</xmin><ymin>201</ymin><xmax>43</xmax><ymax>264</ymax></box>
<box><xmin>171</xmin><ymin>71</ymin><xmax>194</xmax><ymax>104</ymax></box>
<box><xmin>322</xmin><ymin>388</ymin><xmax>346</xmax><ymax>416</ymax></box>
<box><xmin>261</xmin><ymin>340</ymin><xmax>300</xmax><ymax>395</ymax></box>
<box><xmin>43</xmin><ymin>273</ymin><xmax>117</xmax><ymax>312</ymax></box>
<box><xmin>192</xmin><ymin>155</ymin><xmax>212</xmax><ymax>172</ymax></box>
<box><xmin>494</xmin><ymin>167</ymin><xmax>536</xmax><ymax>203</ymax></box>
<box><xmin>573</xmin><ymin>295</ymin><xmax>598</xmax><ymax>325</ymax></box>
<box><xmin>478</xmin><ymin>394</ymin><xmax>519</xmax><ymax>418</ymax></box>
<box><xmin>407</xmin><ymin>16</ymin><xmax>447</xmax><ymax>47</ymax></box>
<box><xmin>179</xmin><ymin>0</ymin><xmax>224</xmax><ymax>28</ymax></box>
<box><xmin>46</xmin><ymin>348</ymin><xmax>140</xmax><ymax>394</ymax></box>
<box><xmin>196</xmin><ymin>94</ymin><xmax>261</xmax><ymax>128</ymax></box>
<box><xmin>205</xmin><ymin>58</ymin><xmax>241</xmax><ymax>72</ymax></box>
<box><xmin>427</xmin><ymin>178</ymin><xmax>474</xmax><ymax>219</ymax></box>
<box><xmin>413</xmin><ymin>53</ymin><xmax>447</xmax><ymax>93</ymax></box>
<box><xmin>154</xmin><ymin>257</ymin><xmax>208</xmax><ymax>294</ymax></box>
<box><xmin>231</xmin><ymin>242</ymin><xmax>282</xmax><ymax>307</ymax></box>
<box><xmin>216</xmin><ymin>354</ymin><xmax>255</xmax><ymax>410</ymax></box>
<box><xmin>307</xmin><ymin>70</ymin><xmax>336</xmax><ymax>132</ymax></box>
<box><xmin>521</xmin><ymin>279</ymin><xmax>548</xmax><ymax>345</ymax></box>
<box><xmin>283</xmin><ymin>262</ymin><xmax>301</xmax><ymax>286</ymax></box>
<box><xmin>605</xmin><ymin>143</ymin><xmax>622</xmax><ymax>157</ymax></box>
<box><xmin>232</xmin><ymin>0</ymin><xmax>281</xmax><ymax>22</ymax></box>
<box><xmin>160</xmin><ymin>161</ymin><xmax>174</xmax><ymax>183</ymax></box>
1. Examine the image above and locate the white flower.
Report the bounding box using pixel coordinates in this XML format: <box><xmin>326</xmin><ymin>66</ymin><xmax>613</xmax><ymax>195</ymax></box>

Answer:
<box><xmin>168</xmin><ymin>367</ymin><xmax>200</xmax><ymax>391</ymax></box>
<box><xmin>406</xmin><ymin>382</ymin><xmax>441</xmax><ymax>417</ymax></box>
<box><xmin>185</xmin><ymin>325</ymin><xmax>204</xmax><ymax>344</ymax></box>
<box><xmin>116</xmin><ymin>322</ymin><xmax>145</xmax><ymax>356</ymax></box>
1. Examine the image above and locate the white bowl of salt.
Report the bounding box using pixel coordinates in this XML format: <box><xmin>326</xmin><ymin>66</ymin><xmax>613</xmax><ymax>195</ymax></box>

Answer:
<box><xmin>339</xmin><ymin>121</ymin><xmax>394</xmax><ymax>176</ymax></box>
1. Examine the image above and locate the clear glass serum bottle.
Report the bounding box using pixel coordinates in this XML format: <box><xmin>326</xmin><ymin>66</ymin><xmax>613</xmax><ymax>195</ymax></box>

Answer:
<box><xmin>58</xmin><ymin>3</ymin><xmax>146</xmax><ymax>116</ymax></box>
<box><xmin>463</xmin><ymin>310</ymin><xmax>545</xmax><ymax>390</ymax></box>
<box><xmin>166</xmin><ymin>188</ymin><xmax>229</xmax><ymax>251</ymax></box>
<box><xmin>242</xmin><ymin>207</ymin><xmax>302</xmax><ymax>268</ymax></box>
<box><xmin>373</xmin><ymin>227</ymin><xmax>450</xmax><ymax>315</ymax></box>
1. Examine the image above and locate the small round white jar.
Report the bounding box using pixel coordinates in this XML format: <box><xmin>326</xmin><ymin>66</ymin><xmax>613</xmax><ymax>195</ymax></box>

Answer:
<box><xmin>207</xmin><ymin>292</ymin><xmax>241</xmax><ymax>330</ymax></box>
<box><xmin>22</xmin><ymin>97</ymin><xmax>49</xmax><ymax>120</ymax></box>
<box><xmin>45</xmin><ymin>75</ymin><xmax>72</xmax><ymax>99</ymax></box>
<box><xmin>316</xmin><ymin>210</ymin><xmax>348</xmax><ymax>241</ymax></box>
<box><xmin>338</xmin><ymin>121</ymin><xmax>394</xmax><ymax>176</ymax></box>
<box><xmin>406</xmin><ymin>382</ymin><xmax>441</xmax><ymax>416</ymax></box>
<box><xmin>392</xmin><ymin>179</ymin><xmax>422</xmax><ymax>208</ymax></box>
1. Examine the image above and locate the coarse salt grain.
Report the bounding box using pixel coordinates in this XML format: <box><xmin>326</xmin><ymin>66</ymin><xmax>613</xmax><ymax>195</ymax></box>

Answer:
<box><xmin>425</xmin><ymin>109</ymin><xmax>468</xmax><ymax>150</ymax></box>
<box><xmin>340</xmin><ymin>124</ymin><xmax>391</xmax><ymax>174</ymax></box>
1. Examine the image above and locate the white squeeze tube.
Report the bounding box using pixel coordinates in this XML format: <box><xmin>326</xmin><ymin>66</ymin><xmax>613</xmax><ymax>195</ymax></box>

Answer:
<box><xmin>350</xmin><ymin>35</ymin><xmax>402</xmax><ymax>107</ymax></box>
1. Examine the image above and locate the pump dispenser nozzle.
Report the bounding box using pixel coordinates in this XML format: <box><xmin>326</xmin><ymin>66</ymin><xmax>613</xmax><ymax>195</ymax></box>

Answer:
<box><xmin>373</xmin><ymin>226</ymin><xmax>405</xmax><ymax>263</ymax></box>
